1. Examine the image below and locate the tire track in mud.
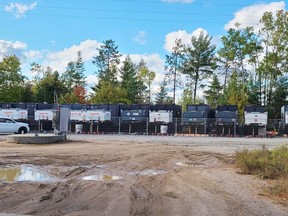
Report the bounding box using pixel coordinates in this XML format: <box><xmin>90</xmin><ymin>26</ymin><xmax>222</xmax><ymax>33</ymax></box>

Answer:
<box><xmin>0</xmin><ymin>140</ymin><xmax>287</xmax><ymax>216</ymax></box>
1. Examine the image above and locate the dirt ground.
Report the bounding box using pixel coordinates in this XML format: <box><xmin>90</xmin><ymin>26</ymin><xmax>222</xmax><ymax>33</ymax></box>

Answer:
<box><xmin>0</xmin><ymin>135</ymin><xmax>287</xmax><ymax>216</ymax></box>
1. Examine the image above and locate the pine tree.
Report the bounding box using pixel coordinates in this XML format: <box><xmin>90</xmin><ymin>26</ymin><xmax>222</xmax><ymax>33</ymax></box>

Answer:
<box><xmin>61</xmin><ymin>51</ymin><xmax>87</xmax><ymax>103</ymax></box>
<box><xmin>182</xmin><ymin>31</ymin><xmax>216</xmax><ymax>103</ymax></box>
<box><xmin>204</xmin><ymin>74</ymin><xmax>222</xmax><ymax>109</ymax></box>
<box><xmin>119</xmin><ymin>56</ymin><xmax>142</xmax><ymax>104</ymax></box>
<box><xmin>91</xmin><ymin>39</ymin><xmax>122</xmax><ymax>103</ymax></box>
<box><xmin>165</xmin><ymin>38</ymin><xmax>184</xmax><ymax>104</ymax></box>
<box><xmin>154</xmin><ymin>79</ymin><xmax>172</xmax><ymax>104</ymax></box>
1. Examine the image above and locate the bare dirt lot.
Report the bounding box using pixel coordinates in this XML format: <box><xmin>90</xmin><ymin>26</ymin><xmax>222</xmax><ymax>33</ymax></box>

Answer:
<box><xmin>0</xmin><ymin>135</ymin><xmax>288</xmax><ymax>216</ymax></box>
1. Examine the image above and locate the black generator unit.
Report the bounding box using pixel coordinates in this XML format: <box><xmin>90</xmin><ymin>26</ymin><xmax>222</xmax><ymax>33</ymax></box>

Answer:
<box><xmin>182</xmin><ymin>104</ymin><xmax>210</xmax><ymax>124</ymax></box>
<box><xmin>212</xmin><ymin>105</ymin><xmax>238</xmax><ymax>136</ymax></box>
<box><xmin>182</xmin><ymin>104</ymin><xmax>210</xmax><ymax>134</ymax></box>
<box><xmin>215</xmin><ymin>105</ymin><xmax>238</xmax><ymax>125</ymax></box>
<box><xmin>120</xmin><ymin>109</ymin><xmax>148</xmax><ymax>123</ymax></box>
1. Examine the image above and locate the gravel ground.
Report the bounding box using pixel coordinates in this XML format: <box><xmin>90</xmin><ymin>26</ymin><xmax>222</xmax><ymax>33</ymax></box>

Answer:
<box><xmin>1</xmin><ymin>134</ymin><xmax>288</xmax><ymax>215</ymax></box>
<box><xmin>67</xmin><ymin>134</ymin><xmax>288</xmax><ymax>154</ymax></box>
<box><xmin>1</xmin><ymin>133</ymin><xmax>287</xmax><ymax>155</ymax></box>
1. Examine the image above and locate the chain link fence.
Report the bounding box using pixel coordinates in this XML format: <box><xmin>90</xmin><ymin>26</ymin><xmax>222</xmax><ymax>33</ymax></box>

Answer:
<box><xmin>24</xmin><ymin>117</ymin><xmax>286</xmax><ymax>137</ymax></box>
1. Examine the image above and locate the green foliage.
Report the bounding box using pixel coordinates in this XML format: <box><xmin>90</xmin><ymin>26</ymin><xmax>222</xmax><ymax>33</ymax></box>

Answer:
<box><xmin>259</xmin><ymin>10</ymin><xmax>288</xmax><ymax>107</ymax></box>
<box><xmin>61</xmin><ymin>51</ymin><xmax>87</xmax><ymax>103</ymax></box>
<box><xmin>165</xmin><ymin>38</ymin><xmax>185</xmax><ymax>104</ymax></box>
<box><xmin>178</xmin><ymin>87</ymin><xmax>193</xmax><ymax>111</ymax></box>
<box><xmin>268</xmin><ymin>76</ymin><xmax>288</xmax><ymax>119</ymax></box>
<box><xmin>220</xmin><ymin>26</ymin><xmax>259</xmax><ymax>84</ymax></box>
<box><xmin>0</xmin><ymin>55</ymin><xmax>27</xmax><ymax>102</ymax></box>
<box><xmin>90</xmin><ymin>80</ymin><xmax>126</xmax><ymax>104</ymax></box>
<box><xmin>247</xmin><ymin>77</ymin><xmax>261</xmax><ymax>105</ymax></box>
<box><xmin>235</xmin><ymin>145</ymin><xmax>288</xmax><ymax>179</ymax></box>
<box><xmin>119</xmin><ymin>56</ymin><xmax>144</xmax><ymax>104</ymax></box>
<box><xmin>61</xmin><ymin>51</ymin><xmax>87</xmax><ymax>91</ymax></box>
<box><xmin>138</xmin><ymin>64</ymin><xmax>156</xmax><ymax>104</ymax></box>
<box><xmin>92</xmin><ymin>39</ymin><xmax>122</xmax><ymax>79</ymax></box>
<box><xmin>1</xmin><ymin>10</ymin><xmax>288</xmax><ymax>106</ymax></box>
<box><xmin>154</xmin><ymin>79</ymin><xmax>173</xmax><ymax>104</ymax></box>
<box><xmin>92</xmin><ymin>39</ymin><xmax>123</xmax><ymax>103</ymax></box>
<box><xmin>20</xmin><ymin>81</ymin><xmax>35</xmax><ymax>102</ymax></box>
<box><xmin>182</xmin><ymin>31</ymin><xmax>216</xmax><ymax>103</ymax></box>
<box><xmin>204</xmin><ymin>74</ymin><xmax>222</xmax><ymax>109</ymax></box>
<box><xmin>222</xmin><ymin>71</ymin><xmax>248</xmax><ymax>117</ymax></box>
<box><xmin>32</xmin><ymin>67</ymin><xmax>66</xmax><ymax>104</ymax></box>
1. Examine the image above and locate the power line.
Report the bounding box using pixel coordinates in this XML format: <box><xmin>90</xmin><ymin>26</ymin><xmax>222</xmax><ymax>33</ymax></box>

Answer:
<box><xmin>112</xmin><ymin>0</ymin><xmax>284</xmax><ymax>8</ymax></box>
<box><xmin>0</xmin><ymin>2</ymin><xmax>283</xmax><ymax>18</ymax></box>
<box><xmin>0</xmin><ymin>11</ymin><xmax>262</xmax><ymax>25</ymax></box>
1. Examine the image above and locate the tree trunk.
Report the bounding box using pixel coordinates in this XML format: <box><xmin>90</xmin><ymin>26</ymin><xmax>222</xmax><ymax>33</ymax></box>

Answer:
<box><xmin>193</xmin><ymin>72</ymin><xmax>199</xmax><ymax>103</ymax></box>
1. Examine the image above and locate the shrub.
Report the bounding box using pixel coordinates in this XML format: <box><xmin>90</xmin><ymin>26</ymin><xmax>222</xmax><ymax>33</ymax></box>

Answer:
<box><xmin>235</xmin><ymin>145</ymin><xmax>288</xmax><ymax>179</ymax></box>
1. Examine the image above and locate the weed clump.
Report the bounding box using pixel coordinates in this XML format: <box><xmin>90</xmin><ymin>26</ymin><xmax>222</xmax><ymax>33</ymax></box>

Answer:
<box><xmin>235</xmin><ymin>145</ymin><xmax>288</xmax><ymax>179</ymax></box>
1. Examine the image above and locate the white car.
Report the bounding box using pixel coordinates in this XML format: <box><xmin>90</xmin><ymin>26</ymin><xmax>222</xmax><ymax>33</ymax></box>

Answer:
<box><xmin>0</xmin><ymin>118</ymin><xmax>30</xmax><ymax>134</ymax></box>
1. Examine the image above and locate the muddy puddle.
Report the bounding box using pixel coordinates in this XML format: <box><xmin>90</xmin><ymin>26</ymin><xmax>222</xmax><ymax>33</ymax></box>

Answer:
<box><xmin>82</xmin><ymin>174</ymin><xmax>122</xmax><ymax>181</ymax></box>
<box><xmin>0</xmin><ymin>165</ymin><xmax>55</xmax><ymax>183</ymax></box>
<box><xmin>139</xmin><ymin>169</ymin><xmax>167</xmax><ymax>176</ymax></box>
<box><xmin>175</xmin><ymin>161</ymin><xmax>206</xmax><ymax>167</ymax></box>
<box><xmin>0</xmin><ymin>164</ymin><xmax>169</xmax><ymax>183</ymax></box>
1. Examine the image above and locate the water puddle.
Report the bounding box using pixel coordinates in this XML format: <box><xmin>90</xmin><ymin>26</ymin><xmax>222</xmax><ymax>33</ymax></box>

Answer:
<box><xmin>0</xmin><ymin>165</ymin><xmax>55</xmax><ymax>183</ymax></box>
<box><xmin>138</xmin><ymin>169</ymin><xmax>167</xmax><ymax>176</ymax></box>
<box><xmin>82</xmin><ymin>174</ymin><xmax>122</xmax><ymax>181</ymax></box>
<box><xmin>175</xmin><ymin>161</ymin><xmax>206</xmax><ymax>167</ymax></box>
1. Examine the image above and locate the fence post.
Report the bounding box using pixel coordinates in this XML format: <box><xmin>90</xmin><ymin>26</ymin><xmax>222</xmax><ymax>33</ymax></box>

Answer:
<box><xmin>234</xmin><ymin>120</ymin><xmax>237</xmax><ymax>137</ymax></box>
<box><xmin>38</xmin><ymin>119</ymin><xmax>41</xmax><ymax>133</ymax></box>
<box><xmin>90</xmin><ymin>120</ymin><xmax>93</xmax><ymax>134</ymax></box>
<box><xmin>146</xmin><ymin>117</ymin><xmax>149</xmax><ymax>135</ymax></box>
<box><xmin>175</xmin><ymin>118</ymin><xmax>177</xmax><ymax>134</ymax></box>
<box><xmin>118</xmin><ymin>117</ymin><xmax>121</xmax><ymax>135</ymax></box>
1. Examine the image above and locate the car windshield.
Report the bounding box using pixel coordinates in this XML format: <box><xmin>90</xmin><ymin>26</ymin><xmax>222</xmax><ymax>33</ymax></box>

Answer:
<box><xmin>0</xmin><ymin>118</ymin><xmax>15</xmax><ymax>123</ymax></box>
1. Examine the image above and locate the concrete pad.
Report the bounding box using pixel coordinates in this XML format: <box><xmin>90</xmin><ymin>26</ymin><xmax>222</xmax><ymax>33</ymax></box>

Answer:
<box><xmin>7</xmin><ymin>134</ymin><xmax>66</xmax><ymax>144</ymax></box>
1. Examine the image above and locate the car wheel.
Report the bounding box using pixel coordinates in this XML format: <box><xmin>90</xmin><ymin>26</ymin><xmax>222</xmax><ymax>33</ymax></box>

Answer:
<box><xmin>18</xmin><ymin>127</ymin><xmax>27</xmax><ymax>134</ymax></box>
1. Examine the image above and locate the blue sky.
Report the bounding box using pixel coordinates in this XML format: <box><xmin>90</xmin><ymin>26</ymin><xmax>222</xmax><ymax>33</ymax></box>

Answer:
<box><xmin>0</xmin><ymin>0</ymin><xmax>287</xmax><ymax>100</ymax></box>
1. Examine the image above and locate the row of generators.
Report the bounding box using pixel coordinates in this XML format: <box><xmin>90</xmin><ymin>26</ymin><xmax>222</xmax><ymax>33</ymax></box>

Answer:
<box><xmin>1</xmin><ymin>102</ymin><xmax>287</xmax><ymax>136</ymax></box>
<box><xmin>182</xmin><ymin>104</ymin><xmax>268</xmax><ymax>136</ymax></box>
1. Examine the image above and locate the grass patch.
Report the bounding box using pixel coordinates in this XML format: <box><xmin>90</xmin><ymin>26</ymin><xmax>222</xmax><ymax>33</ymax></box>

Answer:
<box><xmin>265</xmin><ymin>178</ymin><xmax>288</xmax><ymax>206</ymax></box>
<box><xmin>235</xmin><ymin>145</ymin><xmax>288</xmax><ymax>179</ymax></box>
<box><xmin>235</xmin><ymin>145</ymin><xmax>288</xmax><ymax>205</ymax></box>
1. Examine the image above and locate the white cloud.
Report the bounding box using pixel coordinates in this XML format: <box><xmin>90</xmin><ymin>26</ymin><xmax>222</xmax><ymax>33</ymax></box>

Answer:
<box><xmin>133</xmin><ymin>31</ymin><xmax>147</xmax><ymax>45</ymax></box>
<box><xmin>43</xmin><ymin>40</ymin><xmax>101</xmax><ymax>73</ymax></box>
<box><xmin>5</xmin><ymin>2</ymin><xmax>37</xmax><ymax>18</ymax></box>
<box><xmin>86</xmin><ymin>74</ymin><xmax>98</xmax><ymax>86</ymax></box>
<box><xmin>164</xmin><ymin>28</ymin><xmax>209</xmax><ymax>52</ymax></box>
<box><xmin>161</xmin><ymin>0</ymin><xmax>195</xmax><ymax>3</ymax></box>
<box><xmin>24</xmin><ymin>50</ymin><xmax>42</xmax><ymax>59</ymax></box>
<box><xmin>128</xmin><ymin>53</ymin><xmax>165</xmax><ymax>93</ymax></box>
<box><xmin>224</xmin><ymin>1</ymin><xmax>286</xmax><ymax>31</ymax></box>
<box><xmin>0</xmin><ymin>40</ymin><xmax>27</xmax><ymax>60</ymax></box>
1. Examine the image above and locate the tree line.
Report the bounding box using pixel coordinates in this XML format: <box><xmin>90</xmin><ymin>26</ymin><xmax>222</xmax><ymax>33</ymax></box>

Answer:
<box><xmin>0</xmin><ymin>10</ymin><xmax>287</xmax><ymax>118</ymax></box>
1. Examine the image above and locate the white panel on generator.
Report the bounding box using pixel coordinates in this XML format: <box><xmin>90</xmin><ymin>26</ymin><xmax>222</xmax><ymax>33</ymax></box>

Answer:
<box><xmin>17</xmin><ymin>109</ymin><xmax>28</xmax><ymax>119</ymax></box>
<box><xmin>70</xmin><ymin>110</ymin><xmax>85</xmax><ymax>121</ymax></box>
<box><xmin>85</xmin><ymin>110</ymin><xmax>111</xmax><ymax>122</ymax></box>
<box><xmin>0</xmin><ymin>109</ymin><xmax>28</xmax><ymax>120</ymax></box>
<box><xmin>149</xmin><ymin>110</ymin><xmax>173</xmax><ymax>123</ymax></box>
<box><xmin>244</xmin><ymin>105</ymin><xmax>267</xmax><ymax>126</ymax></box>
<box><xmin>35</xmin><ymin>110</ymin><xmax>53</xmax><ymax>120</ymax></box>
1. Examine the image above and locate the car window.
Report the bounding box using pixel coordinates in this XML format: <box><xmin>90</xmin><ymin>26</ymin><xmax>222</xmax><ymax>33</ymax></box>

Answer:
<box><xmin>4</xmin><ymin>119</ymin><xmax>14</xmax><ymax>123</ymax></box>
